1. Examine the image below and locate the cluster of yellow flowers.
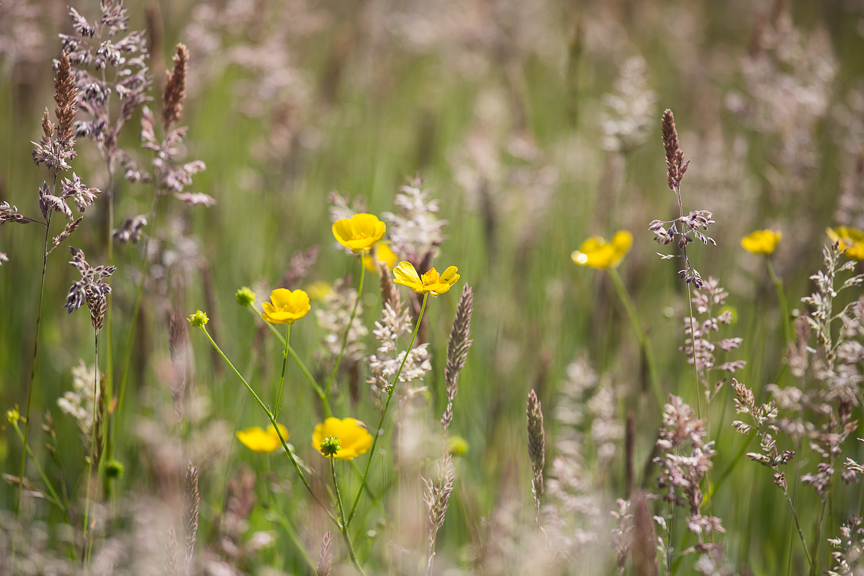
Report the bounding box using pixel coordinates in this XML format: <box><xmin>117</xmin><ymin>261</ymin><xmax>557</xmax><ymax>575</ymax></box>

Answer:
<box><xmin>739</xmin><ymin>227</ymin><xmax>864</xmax><ymax>260</ymax></box>
<box><xmin>232</xmin><ymin>213</ymin><xmax>459</xmax><ymax>460</ymax></box>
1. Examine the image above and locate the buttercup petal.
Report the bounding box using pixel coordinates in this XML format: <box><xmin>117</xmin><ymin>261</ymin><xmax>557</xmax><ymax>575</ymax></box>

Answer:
<box><xmin>270</xmin><ymin>288</ymin><xmax>293</xmax><ymax>308</ymax></box>
<box><xmin>394</xmin><ymin>261</ymin><xmax>422</xmax><ymax>287</ymax></box>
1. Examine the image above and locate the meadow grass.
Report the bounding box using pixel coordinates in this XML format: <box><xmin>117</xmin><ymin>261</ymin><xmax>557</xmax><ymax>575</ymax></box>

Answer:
<box><xmin>2</xmin><ymin>1</ymin><xmax>864</xmax><ymax>575</ymax></box>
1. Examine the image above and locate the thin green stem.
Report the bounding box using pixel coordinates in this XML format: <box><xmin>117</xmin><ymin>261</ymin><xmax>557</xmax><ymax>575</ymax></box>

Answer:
<box><xmin>11</xmin><ymin>421</ymin><xmax>68</xmax><ymax>522</ymax></box>
<box><xmin>347</xmin><ymin>293</ymin><xmax>429</xmax><ymax>527</ymax></box>
<box><xmin>765</xmin><ymin>257</ymin><xmax>793</xmax><ymax>344</ymax></box>
<box><xmin>274</xmin><ymin>325</ymin><xmax>289</xmax><ymax>418</ymax></box>
<box><xmin>247</xmin><ymin>306</ymin><xmax>332</xmax><ymax>417</ymax></box>
<box><xmin>607</xmin><ymin>267</ymin><xmax>664</xmax><ymax>412</ymax></box>
<box><xmin>262</xmin><ymin>455</ymin><xmax>316</xmax><ymax>573</ymax></box>
<box><xmin>198</xmin><ymin>325</ymin><xmax>337</xmax><ymax>523</ymax></box>
<box><xmin>330</xmin><ymin>457</ymin><xmax>367</xmax><ymax>576</ymax></box>
<box><xmin>82</xmin><ymin>332</ymin><xmax>99</xmax><ymax>564</ymax></box>
<box><xmin>327</xmin><ymin>253</ymin><xmax>366</xmax><ymax>395</ymax></box>
<box><xmin>19</xmin><ymin>211</ymin><xmax>53</xmax><ymax>514</ymax></box>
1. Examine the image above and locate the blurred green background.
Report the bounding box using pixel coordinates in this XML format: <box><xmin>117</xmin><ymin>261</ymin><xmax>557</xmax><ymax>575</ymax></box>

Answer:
<box><xmin>2</xmin><ymin>1</ymin><xmax>864</xmax><ymax>574</ymax></box>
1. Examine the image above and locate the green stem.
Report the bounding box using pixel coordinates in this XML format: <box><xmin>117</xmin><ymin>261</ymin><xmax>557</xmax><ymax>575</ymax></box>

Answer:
<box><xmin>330</xmin><ymin>457</ymin><xmax>367</xmax><ymax>576</ymax></box>
<box><xmin>11</xmin><ymin>421</ymin><xmax>68</xmax><ymax>522</ymax></box>
<box><xmin>607</xmin><ymin>267</ymin><xmax>664</xmax><ymax>412</ymax></box>
<box><xmin>347</xmin><ymin>293</ymin><xmax>429</xmax><ymax>527</ymax></box>
<box><xmin>19</xmin><ymin>211</ymin><xmax>53</xmax><ymax>514</ymax></box>
<box><xmin>765</xmin><ymin>257</ymin><xmax>793</xmax><ymax>344</ymax></box>
<box><xmin>198</xmin><ymin>325</ymin><xmax>337</xmax><ymax>523</ymax></box>
<box><xmin>82</xmin><ymin>332</ymin><xmax>99</xmax><ymax>563</ymax></box>
<box><xmin>326</xmin><ymin>253</ymin><xmax>366</xmax><ymax>396</ymax></box>
<box><xmin>274</xmin><ymin>325</ymin><xmax>289</xmax><ymax>418</ymax></box>
<box><xmin>262</xmin><ymin>455</ymin><xmax>316</xmax><ymax>573</ymax></box>
<box><xmin>247</xmin><ymin>306</ymin><xmax>332</xmax><ymax>417</ymax></box>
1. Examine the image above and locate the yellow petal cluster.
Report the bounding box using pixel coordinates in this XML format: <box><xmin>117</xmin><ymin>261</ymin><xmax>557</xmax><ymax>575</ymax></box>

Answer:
<box><xmin>363</xmin><ymin>242</ymin><xmax>398</xmax><ymax>272</ymax></box>
<box><xmin>332</xmin><ymin>213</ymin><xmax>386</xmax><ymax>252</ymax></box>
<box><xmin>827</xmin><ymin>226</ymin><xmax>864</xmax><ymax>261</ymax></box>
<box><xmin>237</xmin><ymin>424</ymin><xmax>289</xmax><ymax>454</ymax></box>
<box><xmin>262</xmin><ymin>288</ymin><xmax>310</xmax><ymax>325</ymax></box>
<box><xmin>312</xmin><ymin>417</ymin><xmax>373</xmax><ymax>460</ymax></box>
<box><xmin>393</xmin><ymin>261</ymin><xmax>460</xmax><ymax>296</ymax></box>
<box><xmin>571</xmin><ymin>231</ymin><xmax>633</xmax><ymax>269</ymax></box>
<box><xmin>741</xmin><ymin>229</ymin><xmax>782</xmax><ymax>255</ymax></box>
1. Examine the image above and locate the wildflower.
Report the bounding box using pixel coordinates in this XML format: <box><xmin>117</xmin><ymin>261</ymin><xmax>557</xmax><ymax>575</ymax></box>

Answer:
<box><xmin>827</xmin><ymin>226</ymin><xmax>864</xmax><ymax>260</ymax></box>
<box><xmin>319</xmin><ymin>437</ymin><xmax>341</xmax><ymax>457</ymax></box>
<box><xmin>187</xmin><ymin>310</ymin><xmax>209</xmax><ymax>328</ymax></box>
<box><xmin>262</xmin><ymin>288</ymin><xmax>310</xmax><ymax>325</ymax></box>
<box><xmin>312</xmin><ymin>417</ymin><xmax>373</xmax><ymax>460</ymax></box>
<box><xmin>235</xmin><ymin>286</ymin><xmax>256</xmax><ymax>307</ymax></box>
<box><xmin>741</xmin><ymin>229</ymin><xmax>782</xmax><ymax>254</ymax></box>
<box><xmin>237</xmin><ymin>424</ymin><xmax>289</xmax><ymax>454</ymax></box>
<box><xmin>446</xmin><ymin>435</ymin><xmax>469</xmax><ymax>456</ymax></box>
<box><xmin>6</xmin><ymin>408</ymin><xmax>20</xmax><ymax>423</ymax></box>
<box><xmin>332</xmin><ymin>213</ymin><xmax>386</xmax><ymax>252</ymax></box>
<box><xmin>393</xmin><ymin>261</ymin><xmax>460</xmax><ymax>296</ymax></box>
<box><xmin>363</xmin><ymin>242</ymin><xmax>398</xmax><ymax>272</ymax></box>
<box><xmin>305</xmin><ymin>281</ymin><xmax>333</xmax><ymax>301</ymax></box>
<box><xmin>571</xmin><ymin>231</ymin><xmax>633</xmax><ymax>269</ymax></box>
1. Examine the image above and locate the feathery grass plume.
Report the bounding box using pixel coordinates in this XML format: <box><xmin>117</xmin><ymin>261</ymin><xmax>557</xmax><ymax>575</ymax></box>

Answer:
<box><xmin>367</xmin><ymin>273</ymin><xmax>431</xmax><ymax>405</ymax></box>
<box><xmin>183</xmin><ymin>461</ymin><xmax>199</xmax><ymax>575</ymax></box>
<box><xmin>382</xmin><ymin>175</ymin><xmax>448</xmax><ymax>264</ymax></box>
<box><xmin>423</xmin><ymin>452</ymin><xmax>456</xmax><ymax>576</ymax></box>
<box><xmin>58</xmin><ymin>359</ymin><xmax>102</xmax><ymax>454</ymax></box>
<box><xmin>600</xmin><ymin>56</ymin><xmax>656</xmax><ymax>153</ymax></box>
<box><xmin>166</xmin><ymin>526</ymin><xmax>180</xmax><ymax>576</ymax></box>
<box><xmin>47</xmin><ymin>216</ymin><xmax>83</xmax><ymax>255</ymax></box>
<box><xmin>441</xmin><ymin>285</ymin><xmax>474</xmax><ymax>432</ymax></box>
<box><xmin>681</xmin><ymin>277</ymin><xmax>746</xmax><ymax>405</ymax></box>
<box><xmin>280</xmin><ymin>246</ymin><xmax>319</xmax><ymax>289</ymax></box>
<box><xmin>316</xmin><ymin>530</ymin><xmax>333</xmax><ymax>576</ymax></box>
<box><xmin>32</xmin><ymin>53</ymin><xmax>78</xmax><ymax>171</ymax></box>
<box><xmin>316</xmin><ymin>275</ymin><xmax>368</xmax><ymax>367</ymax></box>
<box><xmin>611</xmin><ymin>498</ymin><xmax>633</xmax><ymax>574</ymax></box>
<box><xmin>661</xmin><ymin>109</ymin><xmax>688</xmax><ymax>193</ymax></box>
<box><xmin>631</xmin><ymin>491</ymin><xmax>659</xmax><ymax>576</ymax></box>
<box><xmin>654</xmin><ymin>395</ymin><xmax>723</xmax><ymax>560</ymax></box>
<box><xmin>526</xmin><ymin>389</ymin><xmax>545</xmax><ymax>517</ymax></box>
<box><xmin>827</xmin><ymin>516</ymin><xmax>864</xmax><ymax>576</ymax></box>
<box><xmin>648</xmin><ymin>109</ymin><xmax>713</xmax><ymax>288</ymax></box>
<box><xmin>54</xmin><ymin>52</ymin><xmax>77</xmax><ymax>153</ymax></box>
<box><xmin>162</xmin><ymin>44</ymin><xmax>189</xmax><ymax>130</ymax></box>
<box><xmin>64</xmin><ymin>247</ymin><xmax>116</xmax><ymax>333</ymax></box>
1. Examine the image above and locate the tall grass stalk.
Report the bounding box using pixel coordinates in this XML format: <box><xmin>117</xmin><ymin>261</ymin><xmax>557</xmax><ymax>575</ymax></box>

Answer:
<box><xmin>17</xmin><ymin>211</ymin><xmax>53</xmax><ymax>514</ymax></box>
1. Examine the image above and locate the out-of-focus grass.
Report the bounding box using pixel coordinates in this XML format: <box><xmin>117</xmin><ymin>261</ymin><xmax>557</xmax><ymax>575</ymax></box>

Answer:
<box><xmin>2</xmin><ymin>2</ymin><xmax>864</xmax><ymax>574</ymax></box>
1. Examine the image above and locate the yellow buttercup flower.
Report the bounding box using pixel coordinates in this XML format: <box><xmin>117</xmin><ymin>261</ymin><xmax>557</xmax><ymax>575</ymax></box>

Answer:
<box><xmin>827</xmin><ymin>226</ymin><xmax>864</xmax><ymax>261</ymax></box>
<box><xmin>262</xmin><ymin>288</ymin><xmax>310</xmax><ymax>325</ymax></box>
<box><xmin>571</xmin><ymin>230</ymin><xmax>633</xmax><ymax>269</ymax></box>
<box><xmin>363</xmin><ymin>242</ymin><xmax>398</xmax><ymax>272</ymax></box>
<box><xmin>237</xmin><ymin>424</ymin><xmax>289</xmax><ymax>454</ymax></box>
<box><xmin>312</xmin><ymin>417</ymin><xmax>373</xmax><ymax>460</ymax></box>
<box><xmin>741</xmin><ymin>229</ymin><xmax>782</xmax><ymax>255</ymax></box>
<box><xmin>393</xmin><ymin>261</ymin><xmax>460</xmax><ymax>296</ymax></box>
<box><xmin>332</xmin><ymin>213</ymin><xmax>386</xmax><ymax>252</ymax></box>
<box><xmin>305</xmin><ymin>281</ymin><xmax>333</xmax><ymax>301</ymax></box>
